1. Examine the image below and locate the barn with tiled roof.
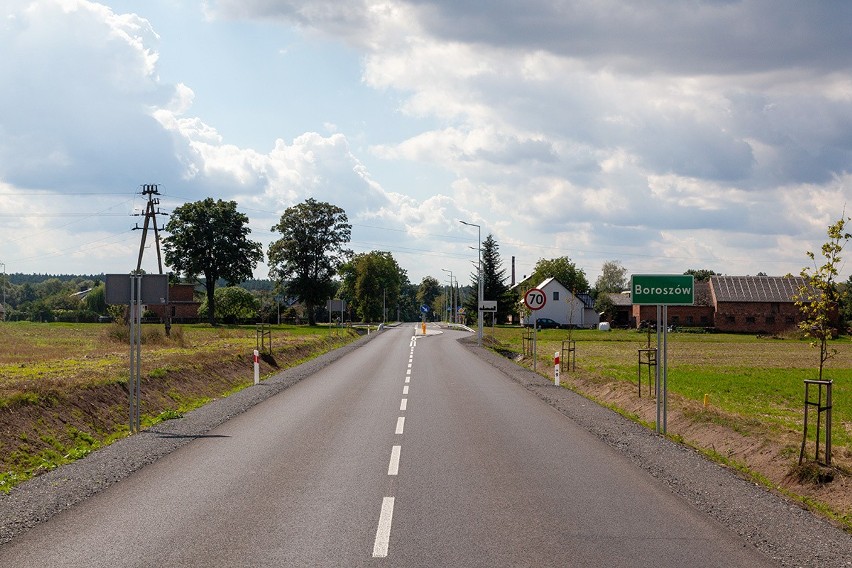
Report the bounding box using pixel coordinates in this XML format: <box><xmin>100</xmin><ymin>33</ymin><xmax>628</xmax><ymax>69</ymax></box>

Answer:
<box><xmin>710</xmin><ymin>275</ymin><xmax>807</xmax><ymax>334</ymax></box>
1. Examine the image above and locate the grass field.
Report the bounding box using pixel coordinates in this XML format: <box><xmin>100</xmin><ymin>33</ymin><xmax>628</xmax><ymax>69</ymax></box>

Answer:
<box><xmin>490</xmin><ymin>326</ymin><xmax>852</xmax><ymax>455</ymax></box>
<box><xmin>487</xmin><ymin>325</ymin><xmax>852</xmax><ymax>528</ymax></box>
<box><xmin>0</xmin><ymin>321</ymin><xmax>361</xmax><ymax>492</ymax></box>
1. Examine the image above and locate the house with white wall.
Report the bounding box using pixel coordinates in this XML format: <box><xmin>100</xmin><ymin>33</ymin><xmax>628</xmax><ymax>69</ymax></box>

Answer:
<box><xmin>521</xmin><ymin>277</ymin><xmax>599</xmax><ymax>328</ymax></box>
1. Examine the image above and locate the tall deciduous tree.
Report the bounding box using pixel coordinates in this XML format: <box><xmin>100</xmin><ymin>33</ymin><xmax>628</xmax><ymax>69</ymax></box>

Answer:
<box><xmin>529</xmin><ymin>256</ymin><xmax>589</xmax><ymax>293</ymax></box>
<box><xmin>338</xmin><ymin>251</ymin><xmax>404</xmax><ymax>322</ymax></box>
<box><xmin>163</xmin><ymin>198</ymin><xmax>263</xmax><ymax>326</ymax></box>
<box><xmin>594</xmin><ymin>260</ymin><xmax>628</xmax><ymax>319</ymax></box>
<box><xmin>594</xmin><ymin>260</ymin><xmax>628</xmax><ymax>295</ymax></box>
<box><xmin>794</xmin><ymin>215</ymin><xmax>851</xmax><ymax>381</ymax></box>
<box><xmin>417</xmin><ymin>276</ymin><xmax>442</xmax><ymax>318</ymax></box>
<box><xmin>267</xmin><ymin>199</ymin><xmax>351</xmax><ymax>325</ymax></box>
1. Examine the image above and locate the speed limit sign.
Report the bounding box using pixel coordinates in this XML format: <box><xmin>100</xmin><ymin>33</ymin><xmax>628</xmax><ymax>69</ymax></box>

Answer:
<box><xmin>524</xmin><ymin>288</ymin><xmax>546</xmax><ymax>310</ymax></box>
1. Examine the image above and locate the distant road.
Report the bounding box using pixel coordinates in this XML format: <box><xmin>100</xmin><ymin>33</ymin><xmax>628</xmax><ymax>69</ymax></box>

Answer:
<box><xmin>0</xmin><ymin>325</ymin><xmax>776</xmax><ymax>566</ymax></box>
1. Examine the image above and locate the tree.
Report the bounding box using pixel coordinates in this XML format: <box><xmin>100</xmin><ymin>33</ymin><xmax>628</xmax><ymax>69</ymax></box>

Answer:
<box><xmin>839</xmin><ymin>274</ymin><xmax>852</xmax><ymax>326</ymax></box>
<box><xmin>593</xmin><ymin>260</ymin><xmax>627</xmax><ymax>322</ymax></box>
<box><xmin>463</xmin><ymin>234</ymin><xmax>513</xmax><ymax>324</ymax></box>
<box><xmin>684</xmin><ymin>268</ymin><xmax>717</xmax><ymax>282</ymax></box>
<box><xmin>84</xmin><ymin>284</ymin><xmax>107</xmax><ymax>314</ymax></box>
<box><xmin>529</xmin><ymin>257</ymin><xmax>589</xmax><ymax>293</ymax></box>
<box><xmin>417</xmin><ymin>276</ymin><xmax>442</xmax><ymax>320</ymax></box>
<box><xmin>199</xmin><ymin>286</ymin><xmax>260</xmax><ymax>324</ymax></box>
<box><xmin>163</xmin><ymin>198</ymin><xmax>263</xmax><ymax>326</ymax></box>
<box><xmin>268</xmin><ymin>199</ymin><xmax>352</xmax><ymax>325</ymax></box>
<box><xmin>595</xmin><ymin>260</ymin><xmax>628</xmax><ymax>295</ymax></box>
<box><xmin>396</xmin><ymin>280</ymin><xmax>419</xmax><ymax>322</ymax></box>
<box><xmin>594</xmin><ymin>293</ymin><xmax>617</xmax><ymax>322</ymax></box>
<box><xmin>338</xmin><ymin>251</ymin><xmax>405</xmax><ymax>322</ymax></box>
<box><xmin>794</xmin><ymin>215</ymin><xmax>850</xmax><ymax>381</ymax></box>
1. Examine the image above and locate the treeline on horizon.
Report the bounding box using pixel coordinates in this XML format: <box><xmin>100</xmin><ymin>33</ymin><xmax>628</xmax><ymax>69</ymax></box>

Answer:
<box><xmin>6</xmin><ymin>273</ymin><xmax>275</xmax><ymax>290</ymax></box>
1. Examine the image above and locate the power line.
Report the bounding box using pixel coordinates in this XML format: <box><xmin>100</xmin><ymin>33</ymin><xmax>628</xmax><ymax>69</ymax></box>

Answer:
<box><xmin>0</xmin><ymin>191</ymin><xmax>134</xmax><ymax>196</ymax></box>
<box><xmin>0</xmin><ymin>213</ymin><xmax>129</xmax><ymax>217</ymax></box>
<box><xmin>0</xmin><ymin>199</ymin><xmax>135</xmax><ymax>246</ymax></box>
<box><xmin>9</xmin><ymin>230</ymin><xmax>137</xmax><ymax>264</ymax></box>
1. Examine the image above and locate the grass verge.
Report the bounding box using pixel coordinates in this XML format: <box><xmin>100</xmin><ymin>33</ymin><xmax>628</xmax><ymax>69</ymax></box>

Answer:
<box><xmin>0</xmin><ymin>322</ymin><xmax>360</xmax><ymax>493</ymax></box>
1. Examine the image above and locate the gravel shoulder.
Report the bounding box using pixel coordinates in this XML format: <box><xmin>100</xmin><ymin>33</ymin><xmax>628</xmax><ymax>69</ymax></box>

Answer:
<box><xmin>2</xmin><ymin>329</ymin><xmax>850</xmax><ymax>566</ymax></box>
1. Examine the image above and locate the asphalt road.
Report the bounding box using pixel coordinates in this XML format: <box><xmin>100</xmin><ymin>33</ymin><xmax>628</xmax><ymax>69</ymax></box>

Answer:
<box><xmin>0</xmin><ymin>325</ymin><xmax>778</xmax><ymax>566</ymax></box>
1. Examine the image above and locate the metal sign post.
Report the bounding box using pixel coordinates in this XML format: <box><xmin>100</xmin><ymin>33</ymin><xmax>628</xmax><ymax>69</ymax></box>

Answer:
<box><xmin>129</xmin><ymin>275</ymin><xmax>142</xmax><ymax>433</ymax></box>
<box><xmin>524</xmin><ymin>288</ymin><xmax>546</xmax><ymax>373</ymax></box>
<box><xmin>632</xmin><ymin>275</ymin><xmax>693</xmax><ymax>435</ymax></box>
<box><xmin>106</xmin><ymin>274</ymin><xmax>168</xmax><ymax>434</ymax></box>
<box><xmin>654</xmin><ymin>305</ymin><xmax>670</xmax><ymax>434</ymax></box>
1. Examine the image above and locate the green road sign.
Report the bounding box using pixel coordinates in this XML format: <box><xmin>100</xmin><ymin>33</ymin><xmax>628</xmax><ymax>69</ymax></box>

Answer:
<box><xmin>631</xmin><ymin>274</ymin><xmax>695</xmax><ymax>305</ymax></box>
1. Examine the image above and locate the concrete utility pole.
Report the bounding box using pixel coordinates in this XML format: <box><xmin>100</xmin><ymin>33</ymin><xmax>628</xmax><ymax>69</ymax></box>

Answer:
<box><xmin>133</xmin><ymin>183</ymin><xmax>170</xmax><ymax>335</ymax></box>
<box><xmin>460</xmin><ymin>220</ymin><xmax>483</xmax><ymax>346</ymax></box>
<box><xmin>134</xmin><ymin>184</ymin><xmax>167</xmax><ymax>274</ymax></box>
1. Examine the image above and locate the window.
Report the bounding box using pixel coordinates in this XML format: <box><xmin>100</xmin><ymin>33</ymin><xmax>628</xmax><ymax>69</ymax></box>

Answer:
<box><xmin>726</xmin><ymin>315</ymin><xmax>736</xmax><ymax>323</ymax></box>
<box><xmin>745</xmin><ymin>316</ymin><xmax>756</xmax><ymax>324</ymax></box>
<box><xmin>553</xmin><ymin>291</ymin><xmax>560</xmax><ymax>301</ymax></box>
<box><xmin>700</xmin><ymin>316</ymin><xmax>709</xmax><ymax>324</ymax></box>
<box><xmin>687</xmin><ymin>315</ymin><xmax>694</xmax><ymax>324</ymax></box>
<box><xmin>671</xmin><ymin>316</ymin><xmax>680</xmax><ymax>324</ymax></box>
<box><xmin>785</xmin><ymin>316</ymin><xmax>795</xmax><ymax>324</ymax></box>
<box><xmin>765</xmin><ymin>316</ymin><xmax>775</xmax><ymax>325</ymax></box>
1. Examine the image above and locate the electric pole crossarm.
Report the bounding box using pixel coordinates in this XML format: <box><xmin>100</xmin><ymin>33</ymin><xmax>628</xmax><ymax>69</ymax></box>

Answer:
<box><xmin>134</xmin><ymin>184</ymin><xmax>166</xmax><ymax>274</ymax></box>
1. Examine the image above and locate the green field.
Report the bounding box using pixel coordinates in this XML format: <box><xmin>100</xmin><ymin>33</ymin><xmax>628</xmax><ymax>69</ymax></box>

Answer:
<box><xmin>489</xmin><ymin>326</ymin><xmax>852</xmax><ymax>453</ymax></box>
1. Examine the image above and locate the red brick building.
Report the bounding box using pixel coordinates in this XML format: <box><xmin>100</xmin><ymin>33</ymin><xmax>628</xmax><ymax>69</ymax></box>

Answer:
<box><xmin>631</xmin><ymin>281</ymin><xmax>715</xmax><ymax>328</ymax></box>
<box><xmin>147</xmin><ymin>283</ymin><xmax>201</xmax><ymax>323</ymax></box>
<box><xmin>710</xmin><ymin>275</ymin><xmax>806</xmax><ymax>334</ymax></box>
<box><xmin>627</xmin><ymin>275</ymin><xmax>813</xmax><ymax>334</ymax></box>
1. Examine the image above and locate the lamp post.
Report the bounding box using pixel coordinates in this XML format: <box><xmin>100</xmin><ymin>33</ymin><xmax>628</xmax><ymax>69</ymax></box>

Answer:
<box><xmin>459</xmin><ymin>220</ymin><xmax>482</xmax><ymax>345</ymax></box>
<box><xmin>441</xmin><ymin>268</ymin><xmax>454</xmax><ymax>324</ymax></box>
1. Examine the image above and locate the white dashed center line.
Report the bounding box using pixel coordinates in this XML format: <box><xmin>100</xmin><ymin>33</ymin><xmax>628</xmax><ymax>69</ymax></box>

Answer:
<box><xmin>388</xmin><ymin>445</ymin><xmax>401</xmax><ymax>475</ymax></box>
<box><xmin>373</xmin><ymin>331</ymin><xmax>422</xmax><ymax>560</ymax></box>
<box><xmin>372</xmin><ymin>497</ymin><xmax>395</xmax><ymax>558</ymax></box>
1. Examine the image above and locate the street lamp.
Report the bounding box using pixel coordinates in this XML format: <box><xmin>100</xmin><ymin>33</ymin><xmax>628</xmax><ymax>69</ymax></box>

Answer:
<box><xmin>441</xmin><ymin>268</ymin><xmax>454</xmax><ymax>324</ymax></box>
<box><xmin>459</xmin><ymin>220</ymin><xmax>482</xmax><ymax>345</ymax></box>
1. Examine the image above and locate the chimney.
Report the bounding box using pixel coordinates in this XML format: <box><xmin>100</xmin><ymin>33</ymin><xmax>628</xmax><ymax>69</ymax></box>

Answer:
<box><xmin>511</xmin><ymin>256</ymin><xmax>516</xmax><ymax>286</ymax></box>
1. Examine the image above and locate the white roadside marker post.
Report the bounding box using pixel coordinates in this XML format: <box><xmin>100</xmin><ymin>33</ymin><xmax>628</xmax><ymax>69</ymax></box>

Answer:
<box><xmin>554</xmin><ymin>351</ymin><xmax>560</xmax><ymax>386</ymax></box>
<box><xmin>253</xmin><ymin>349</ymin><xmax>260</xmax><ymax>385</ymax></box>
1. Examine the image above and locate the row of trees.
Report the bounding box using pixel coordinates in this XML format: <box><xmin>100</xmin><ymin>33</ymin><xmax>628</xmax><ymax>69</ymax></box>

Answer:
<box><xmin>0</xmin><ymin>276</ymin><xmax>108</xmax><ymax>322</ymax></box>
<box><xmin>161</xmin><ymin>197</ymin><xmax>425</xmax><ymax>325</ymax></box>
<box><xmin>17</xmin><ymin>193</ymin><xmax>843</xmax><ymax>329</ymax></box>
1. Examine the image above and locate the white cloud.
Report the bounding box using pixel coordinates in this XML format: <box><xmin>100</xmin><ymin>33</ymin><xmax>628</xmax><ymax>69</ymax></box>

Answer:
<box><xmin>4</xmin><ymin>0</ymin><xmax>852</xmax><ymax>283</ymax></box>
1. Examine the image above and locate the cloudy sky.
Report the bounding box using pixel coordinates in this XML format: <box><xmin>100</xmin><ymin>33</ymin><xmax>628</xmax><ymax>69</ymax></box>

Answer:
<box><xmin>2</xmin><ymin>0</ymin><xmax>852</xmax><ymax>289</ymax></box>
